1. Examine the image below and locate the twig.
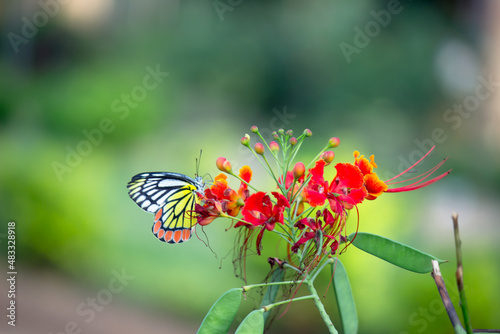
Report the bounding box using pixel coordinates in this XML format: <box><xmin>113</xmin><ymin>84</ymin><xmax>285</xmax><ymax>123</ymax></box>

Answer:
<box><xmin>453</xmin><ymin>212</ymin><xmax>473</xmax><ymax>334</ymax></box>
<box><xmin>431</xmin><ymin>260</ymin><xmax>466</xmax><ymax>334</ymax></box>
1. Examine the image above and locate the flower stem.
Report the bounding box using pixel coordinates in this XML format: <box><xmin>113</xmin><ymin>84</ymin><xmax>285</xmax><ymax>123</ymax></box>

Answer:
<box><xmin>262</xmin><ymin>295</ymin><xmax>315</xmax><ymax>312</ymax></box>
<box><xmin>246</xmin><ymin>147</ymin><xmax>279</xmax><ymax>184</ymax></box>
<box><xmin>228</xmin><ymin>171</ymin><xmax>259</xmax><ymax>192</ymax></box>
<box><xmin>262</xmin><ymin>154</ymin><xmax>279</xmax><ymax>185</ymax></box>
<box><xmin>306</xmin><ymin>145</ymin><xmax>329</xmax><ymax>169</ymax></box>
<box><xmin>310</xmin><ymin>257</ymin><xmax>334</xmax><ymax>282</ymax></box>
<box><xmin>242</xmin><ymin>280</ymin><xmax>303</xmax><ymax>292</ymax></box>
<box><xmin>306</xmin><ymin>279</ymin><xmax>338</xmax><ymax>334</ymax></box>
<box><xmin>283</xmin><ymin>262</ymin><xmax>304</xmax><ymax>275</ymax></box>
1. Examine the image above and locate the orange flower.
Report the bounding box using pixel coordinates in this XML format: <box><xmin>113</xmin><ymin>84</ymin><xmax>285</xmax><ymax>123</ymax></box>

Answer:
<box><xmin>364</xmin><ymin>173</ymin><xmax>388</xmax><ymax>200</ymax></box>
<box><xmin>353</xmin><ymin>151</ymin><xmax>388</xmax><ymax>200</ymax></box>
<box><xmin>207</xmin><ymin>166</ymin><xmax>252</xmax><ymax>217</ymax></box>
<box><xmin>353</xmin><ymin>150</ymin><xmax>376</xmax><ymax>175</ymax></box>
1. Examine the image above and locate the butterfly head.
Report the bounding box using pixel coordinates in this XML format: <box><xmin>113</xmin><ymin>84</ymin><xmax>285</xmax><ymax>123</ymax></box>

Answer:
<box><xmin>194</xmin><ymin>176</ymin><xmax>206</xmax><ymax>195</ymax></box>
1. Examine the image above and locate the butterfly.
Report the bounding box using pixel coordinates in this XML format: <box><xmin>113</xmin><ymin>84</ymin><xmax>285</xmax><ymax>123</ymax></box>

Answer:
<box><xmin>127</xmin><ymin>172</ymin><xmax>205</xmax><ymax>244</ymax></box>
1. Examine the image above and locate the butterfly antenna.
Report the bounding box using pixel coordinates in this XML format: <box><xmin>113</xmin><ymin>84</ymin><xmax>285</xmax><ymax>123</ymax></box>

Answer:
<box><xmin>195</xmin><ymin>149</ymin><xmax>203</xmax><ymax>177</ymax></box>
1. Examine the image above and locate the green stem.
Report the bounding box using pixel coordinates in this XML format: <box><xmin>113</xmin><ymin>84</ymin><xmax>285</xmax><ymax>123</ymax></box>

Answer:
<box><xmin>310</xmin><ymin>257</ymin><xmax>334</xmax><ymax>282</ymax></box>
<box><xmin>274</xmin><ymin>222</ymin><xmax>294</xmax><ymax>240</ymax></box>
<box><xmin>283</xmin><ymin>263</ymin><xmax>305</xmax><ymax>275</ymax></box>
<box><xmin>242</xmin><ymin>280</ymin><xmax>302</xmax><ymax>292</ymax></box>
<box><xmin>306</xmin><ymin>279</ymin><xmax>338</xmax><ymax>334</ymax></box>
<box><xmin>262</xmin><ymin>295</ymin><xmax>315</xmax><ymax>312</ymax></box>
<box><xmin>228</xmin><ymin>171</ymin><xmax>259</xmax><ymax>192</ymax></box>
<box><xmin>306</xmin><ymin>145</ymin><xmax>329</xmax><ymax>169</ymax></box>
<box><xmin>452</xmin><ymin>213</ymin><xmax>473</xmax><ymax>334</ymax></box>
<box><xmin>288</xmin><ymin>134</ymin><xmax>306</xmax><ymax>166</ymax></box>
<box><xmin>246</xmin><ymin>147</ymin><xmax>278</xmax><ymax>183</ymax></box>
<box><xmin>219</xmin><ymin>213</ymin><xmax>248</xmax><ymax>225</ymax></box>
<box><xmin>289</xmin><ymin>174</ymin><xmax>313</xmax><ymax>204</ymax></box>
<box><xmin>261</xmin><ymin>154</ymin><xmax>280</xmax><ymax>185</ymax></box>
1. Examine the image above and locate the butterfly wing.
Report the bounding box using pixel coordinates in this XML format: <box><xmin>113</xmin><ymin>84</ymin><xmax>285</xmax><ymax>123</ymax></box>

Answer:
<box><xmin>127</xmin><ymin>172</ymin><xmax>199</xmax><ymax>243</ymax></box>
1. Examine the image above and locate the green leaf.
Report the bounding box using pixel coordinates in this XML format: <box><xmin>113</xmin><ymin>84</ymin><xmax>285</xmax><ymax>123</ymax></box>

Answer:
<box><xmin>197</xmin><ymin>288</ymin><xmax>243</xmax><ymax>334</ymax></box>
<box><xmin>332</xmin><ymin>258</ymin><xmax>358</xmax><ymax>334</ymax></box>
<box><xmin>348</xmin><ymin>232</ymin><xmax>446</xmax><ymax>274</ymax></box>
<box><xmin>235</xmin><ymin>309</ymin><xmax>265</xmax><ymax>334</ymax></box>
<box><xmin>260</xmin><ymin>267</ymin><xmax>284</xmax><ymax>324</ymax></box>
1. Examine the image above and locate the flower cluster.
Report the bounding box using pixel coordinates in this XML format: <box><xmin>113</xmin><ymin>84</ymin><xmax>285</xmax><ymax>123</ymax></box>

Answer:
<box><xmin>195</xmin><ymin>127</ymin><xmax>450</xmax><ymax>269</ymax></box>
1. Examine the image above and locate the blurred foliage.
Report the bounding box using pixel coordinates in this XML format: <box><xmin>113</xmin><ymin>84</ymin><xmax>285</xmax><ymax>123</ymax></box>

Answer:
<box><xmin>1</xmin><ymin>0</ymin><xmax>499</xmax><ymax>333</ymax></box>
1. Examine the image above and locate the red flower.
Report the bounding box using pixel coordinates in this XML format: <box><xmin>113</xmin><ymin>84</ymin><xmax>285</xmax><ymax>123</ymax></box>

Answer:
<box><xmin>303</xmin><ymin>160</ymin><xmax>367</xmax><ymax>212</ymax></box>
<box><xmin>238</xmin><ymin>191</ymin><xmax>290</xmax><ymax>255</ymax></box>
<box><xmin>302</xmin><ymin>160</ymin><xmax>329</xmax><ymax>206</ymax></box>
<box><xmin>195</xmin><ymin>194</ymin><xmax>222</xmax><ymax>226</ymax></box>
<box><xmin>239</xmin><ymin>192</ymin><xmax>290</xmax><ymax>230</ymax></box>
<box><xmin>292</xmin><ymin>209</ymin><xmax>338</xmax><ymax>254</ymax></box>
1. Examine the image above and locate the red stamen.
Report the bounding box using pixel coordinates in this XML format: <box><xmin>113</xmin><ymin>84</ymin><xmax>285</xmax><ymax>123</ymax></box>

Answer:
<box><xmin>385</xmin><ymin>146</ymin><xmax>435</xmax><ymax>183</ymax></box>
<box><xmin>386</xmin><ymin>170</ymin><xmax>451</xmax><ymax>193</ymax></box>
<box><xmin>386</xmin><ymin>158</ymin><xmax>448</xmax><ymax>185</ymax></box>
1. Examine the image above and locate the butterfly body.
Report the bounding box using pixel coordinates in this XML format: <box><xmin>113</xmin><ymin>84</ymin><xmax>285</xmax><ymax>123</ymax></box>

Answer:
<box><xmin>128</xmin><ymin>172</ymin><xmax>205</xmax><ymax>244</ymax></box>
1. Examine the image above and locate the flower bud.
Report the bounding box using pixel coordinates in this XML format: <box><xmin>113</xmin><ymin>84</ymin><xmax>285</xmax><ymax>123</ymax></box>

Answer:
<box><xmin>303</xmin><ymin>128</ymin><xmax>312</xmax><ymax>137</ymax></box>
<box><xmin>286</xmin><ymin>129</ymin><xmax>293</xmax><ymax>136</ymax></box>
<box><xmin>250</xmin><ymin>125</ymin><xmax>259</xmax><ymax>133</ymax></box>
<box><xmin>272</xmin><ymin>131</ymin><xmax>278</xmax><ymax>139</ymax></box>
<box><xmin>328</xmin><ymin>137</ymin><xmax>340</xmax><ymax>148</ymax></box>
<box><xmin>321</xmin><ymin>151</ymin><xmax>335</xmax><ymax>165</ymax></box>
<box><xmin>293</xmin><ymin>162</ymin><xmax>305</xmax><ymax>179</ymax></box>
<box><xmin>289</xmin><ymin>137</ymin><xmax>297</xmax><ymax>146</ymax></box>
<box><xmin>254</xmin><ymin>143</ymin><xmax>265</xmax><ymax>155</ymax></box>
<box><xmin>222</xmin><ymin>160</ymin><xmax>232</xmax><ymax>173</ymax></box>
<box><xmin>216</xmin><ymin>157</ymin><xmax>227</xmax><ymax>172</ymax></box>
<box><xmin>241</xmin><ymin>134</ymin><xmax>250</xmax><ymax>147</ymax></box>
<box><xmin>269</xmin><ymin>141</ymin><xmax>279</xmax><ymax>152</ymax></box>
<box><xmin>278</xmin><ymin>128</ymin><xmax>285</xmax><ymax>135</ymax></box>
<box><xmin>296</xmin><ymin>201</ymin><xmax>304</xmax><ymax>216</ymax></box>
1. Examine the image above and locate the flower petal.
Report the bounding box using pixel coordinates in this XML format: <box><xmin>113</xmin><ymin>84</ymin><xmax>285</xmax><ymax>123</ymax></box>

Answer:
<box><xmin>335</xmin><ymin>163</ymin><xmax>364</xmax><ymax>189</ymax></box>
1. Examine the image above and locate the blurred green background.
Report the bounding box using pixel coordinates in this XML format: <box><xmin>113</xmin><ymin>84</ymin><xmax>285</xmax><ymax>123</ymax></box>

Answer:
<box><xmin>1</xmin><ymin>0</ymin><xmax>499</xmax><ymax>333</ymax></box>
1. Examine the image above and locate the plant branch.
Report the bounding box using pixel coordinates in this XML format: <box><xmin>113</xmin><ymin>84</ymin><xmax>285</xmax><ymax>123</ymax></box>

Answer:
<box><xmin>261</xmin><ymin>295</ymin><xmax>315</xmax><ymax>312</ymax></box>
<box><xmin>242</xmin><ymin>280</ymin><xmax>303</xmax><ymax>292</ymax></box>
<box><xmin>306</xmin><ymin>279</ymin><xmax>338</xmax><ymax>334</ymax></box>
<box><xmin>452</xmin><ymin>212</ymin><xmax>473</xmax><ymax>334</ymax></box>
<box><xmin>431</xmin><ymin>260</ymin><xmax>466</xmax><ymax>334</ymax></box>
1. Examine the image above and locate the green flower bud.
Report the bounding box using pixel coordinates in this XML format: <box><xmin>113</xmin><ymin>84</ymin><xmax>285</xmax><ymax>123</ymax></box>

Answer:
<box><xmin>328</xmin><ymin>137</ymin><xmax>340</xmax><ymax>148</ymax></box>
<box><xmin>321</xmin><ymin>151</ymin><xmax>335</xmax><ymax>165</ymax></box>
<box><xmin>223</xmin><ymin>160</ymin><xmax>232</xmax><ymax>173</ymax></box>
<box><xmin>269</xmin><ymin>141</ymin><xmax>279</xmax><ymax>152</ymax></box>
<box><xmin>241</xmin><ymin>134</ymin><xmax>251</xmax><ymax>147</ymax></box>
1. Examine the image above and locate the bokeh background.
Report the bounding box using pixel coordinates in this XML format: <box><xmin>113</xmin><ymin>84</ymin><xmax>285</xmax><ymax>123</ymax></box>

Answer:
<box><xmin>1</xmin><ymin>0</ymin><xmax>499</xmax><ymax>333</ymax></box>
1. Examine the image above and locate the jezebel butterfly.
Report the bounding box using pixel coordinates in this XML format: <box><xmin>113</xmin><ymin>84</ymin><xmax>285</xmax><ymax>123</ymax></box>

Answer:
<box><xmin>127</xmin><ymin>172</ymin><xmax>205</xmax><ymax>244</ymax></box>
